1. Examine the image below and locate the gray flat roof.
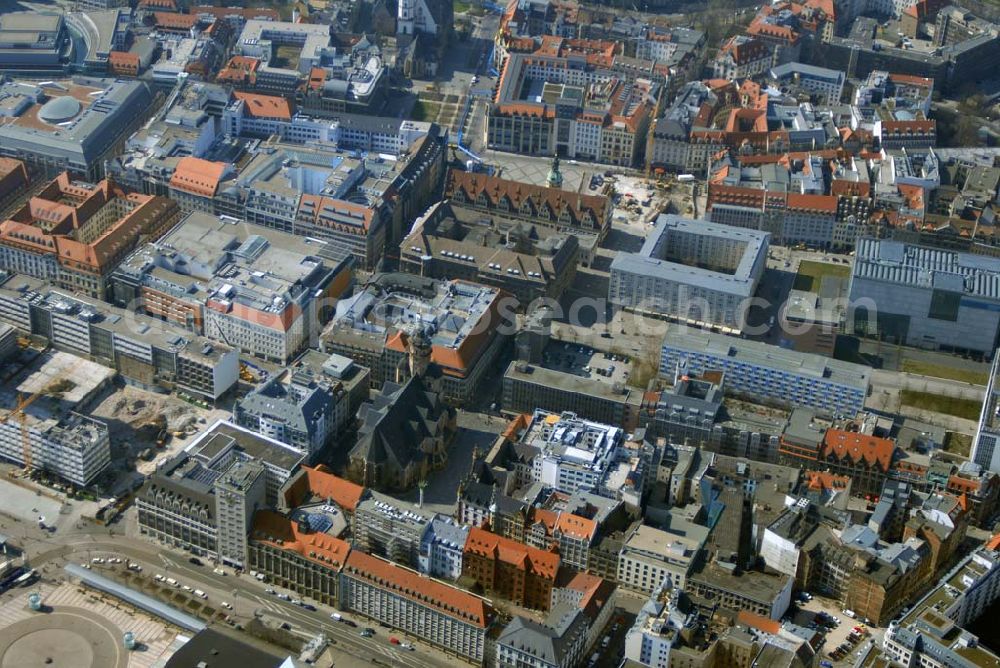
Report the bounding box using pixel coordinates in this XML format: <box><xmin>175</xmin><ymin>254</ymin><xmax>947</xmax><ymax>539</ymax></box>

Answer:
<box><xmin>853</xmin><ymin>237</ymin><xmax>1000</xmax><ymax>300</ymax></box>
<box><xmin>611</xmin><ymin>214</ymin><xmax>768</xmax><ymax>297</ymax></box>
<box><xmin>770</xmin><ymin>62</ymin><xmax>845</xmax><ymax>83</ymax></box>
<box><xmin>662</xmin><ymin>326</ymin><xmax>870</xmax><ymax>391</ymax></box>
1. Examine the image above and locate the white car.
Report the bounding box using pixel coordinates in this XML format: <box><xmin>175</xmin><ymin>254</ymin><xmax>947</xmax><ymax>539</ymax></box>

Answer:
<box><xmin>222</xmin><ymin>601</ymin><xmax>233</xmax><ymax>610</ymax></box>
<box><xmin>182</xmin><ymin>585</ymin><xmax>193</xmax><ymax>592</ymax></box>
<box><xmin>91</xmin><ymin>557</ymin><xmax>104</xmax><ymax>564</ymax></box>
<box><xmin>154</xmin><ymin>574</ymin><xmax>165</xmax><ymax>582</ymax></box>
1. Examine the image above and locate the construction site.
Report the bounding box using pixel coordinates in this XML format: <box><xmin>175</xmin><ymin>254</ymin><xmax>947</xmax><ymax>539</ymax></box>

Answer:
<box><xmin>89</xmin><ymin>385</ymin><xmax>231</xmax><ymax>480</ymax></box>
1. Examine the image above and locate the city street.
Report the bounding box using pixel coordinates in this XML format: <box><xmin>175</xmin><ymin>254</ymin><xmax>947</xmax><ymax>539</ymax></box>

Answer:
<box><xmin>10</xmin><ymin>515</ymin><xmax>462</xmax><ymax>668</ymax></box>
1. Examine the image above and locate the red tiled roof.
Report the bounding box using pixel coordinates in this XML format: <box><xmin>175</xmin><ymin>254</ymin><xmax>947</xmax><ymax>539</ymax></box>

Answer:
<box><xmin>821</xmin><ymin>429</ymin><xmax>895</xmax><ymax>470</ymax></box>
<box><xmin>738</xmin><ymin>610</ymin><xmax>781</xmax><ymax>634</ymax></box>
<box><xmin>786</xmin><ymin>193</ymin><xmax>837</xmax><ymax>213</ymax></box>
<box><xmin>805</xmin><ymin>470</ymin><xmax>850</xmax><ymax>492</ymax></box>
<box><xmin>283</xmin><ymin>465</ymin><xmax>366</xmax><ymax>511</ymax></box>
<box><xmin>169</xmin><ymin>157</ymin><xmax>227</xmax><ymax>197</ymax></box>
<box><xmin>233</xmin><ymin>91</ymin><xmax>292</xmax><ymax>120</ymax></box>
<box><xmin>252</xmin><ymin>509</ymin><xmax>351</xmax><ymax>569</ymax></box>
<box><xmin>343</xmin><ymin>551</ymin><xmax>490</xmax><ymax>627</ymax></box>
<box><xmin>464</xmin><ymin>526</ymin><xmax>560</xmax><ymax>580</ymax></box>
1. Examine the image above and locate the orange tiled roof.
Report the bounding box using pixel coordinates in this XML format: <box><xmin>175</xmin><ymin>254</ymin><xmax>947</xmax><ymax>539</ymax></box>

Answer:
<box><xmin>786</xmin><ymin>193</ymin><xmax>837</xmax><ymax>213</ymax></box>
<box><xmin>464</xmin><ymin>526</ymin><xmax>560</xmax><ymax>580</ymax></box>
<box><xmin>169</xmin><ymin>156</ymin><xmax>227</xmax><ymax>198</ymax></box>
<box><xmin>986</xmin><ymin>533</ymin><xmax>1000</xmax><ymax>551</ymax></box>
<box><xmin>555</xmin><ymin>512</ymin><xmax>597</xmax><ymax>540</ymax></box>
<box><xmin>821</xmin><ymin>429</ymin><xmax>895</xmax><ymax>470</ymax></box>
<box><xmin>153</xmin><ymin>11</ymin><xmax>198</xmax><ymax>29</ymax></box>
<box><xmin>737</xmin><ymin>610</ymin><xmax>782</xmax><ymax>634</ymax></box>
<box><xmin>284</xmin><ymin>465</ymin><xmax>366</xmax><ymax>511</ymax></box>
<box><xmin>888</xmin><ymin>73</ymin><xmax>933</xmax><ymax>88</ymax></box>
<box><xmin>805</xmin><ymin>470</ymin><xmax>850</xmax><ymax>492</ymax></box>
<box><xmin>252</xmin><ymin>509</ymin><xmax>351</xmax><ymax>569</ymax></box>
<box><xmin>233</xmin><ymin>91</ymin><xmax>293</xmax><ymax>120</ymax></box>
<box><xmin>108</xmin><ymin>51</ymin><xmax>140</xmax><ymax>68</ymax></box>
<box><xmin>343</xmin><ymin>551</ymin><xmax>490</xmax><ymax>627</ymax></box>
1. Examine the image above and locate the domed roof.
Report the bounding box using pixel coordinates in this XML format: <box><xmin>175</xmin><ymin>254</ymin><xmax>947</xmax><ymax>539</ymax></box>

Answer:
<box><xmin>38</xmin><ymin>96</ymin><xmax>81</xmax><ymax>124</ymax></box>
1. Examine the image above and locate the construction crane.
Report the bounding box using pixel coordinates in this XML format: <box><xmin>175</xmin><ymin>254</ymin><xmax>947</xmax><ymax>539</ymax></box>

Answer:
<box><xmin>1</xmin><ymin>391</ymin><xmax>42</xmax><ymax>475</ymax></box>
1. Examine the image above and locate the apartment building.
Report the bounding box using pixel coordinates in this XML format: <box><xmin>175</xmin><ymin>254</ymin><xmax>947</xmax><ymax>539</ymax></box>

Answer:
<box><xmin>610</xmin><ymin>215</ymin><xmax>769</xmax><ymax>332</ymax></box>
<box><xmin>712</xmin><ymin>36</ymin><xmax>772</xmax><ymax>80</ymax></box>
<box><xmin>234</xmin><ymin>371</ymin><xmax>344</xmax><ymax>462</ymax></box>
<box><xmin>0</xmin><ymin>173</ymin><xmax>181</xmax><ymax>299</ymax></box>
<box><xmin>339</xmin><ymin>551</ymin><xmax>493</xmax><ymax>662</ymax></box>
<box><xmin>660</xmin><ymin>326</ymin><xmax>870</xmax><ymax>416</ymax></box>
<box><xmin>418</xmin><ymin>515</ymin><xmax>469</xmax><ymax>580</ymax></box>
<box><xmin>463</xmin><ymin>527</ymin><xmax>560</xmax><ymax>611</ymax></box>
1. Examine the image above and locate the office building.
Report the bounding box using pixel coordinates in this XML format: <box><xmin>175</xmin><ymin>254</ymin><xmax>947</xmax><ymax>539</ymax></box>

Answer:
<box><xmin>660</xmin><ymin>326</ymin><xmax>870</xmax><ymax>416</ymax></box>
<box><xmin>617</xmin><ymin>520</ymin><xmax>709</xmax><ymax>595</ymax></box>
<box><xmin>400</xmin><ymin>200</ymin><xmax>580</xmax><ymax>305</ymax></box>
<box><xmin>849</xmin><ymin>237</ymin><xmax>1000</xmax><ymax>355</ymax></box>
<box><xmin>768</xmin><ymin>63</ymin><xmax>845</xmax><ymax>104</ymax></box>
<box><xmin>248</xmin><ymin>509</ymin><xmax>352</xmax><ymax>606</ymax></box>
<box><xmin>339</xmin><ymin>551</ymin><xmax>493</xmax><ymax>662</ymax></box>
<box><xmin>137</xmin><ymin>420</ymin><xmax>305</xmax><ymax>558</ymax></box>
<box><xmin>0</xmin><ymin>78</ymin><xmax>154</xmax><ymax>181</ymax></box>
<box><xmin>0</xmin><ymin>275</ymin><xmax>239</xmax><ymax>401</ymax></box>
<box><xmin>463</xmin><ymin>526</ymin><xmax>560</xmax><ymax>610</ymax></box>
<box><xmin>111</xmin><ymin>212</ymin><xmax>353</xmax><ymax>364</ymax></box>
<box><xmin>0</xmin><ymin>13</ymin><xmax>67</xmax><ymax>70</ymax></box>
<box><xmin>0</xmin><ymin>173</ymin><xmax>181</xmax><ymax>299</ymax></box>
<box><xmin>610</xmin><ymin>215</ymin><xmax>769</xmax><ymax>332</ymax></box>
<box><xmin>234</xmin><ymin>371</ymin><xmax>344</xmax><ymax>462</ymax></box>
<box><xmin>322</xmin><ymin>273</ymin><xmax>508</xmax><ymax>405</ymax></box>
<box><xmin>214</xmin><ymin>459</ymin><xmax>267</xmax><ymax>568</ymax></box>
<box><xmin>418</xmin><ymin>515</ymin><xmax>469</xmax><ymax>580</ymax></box>
<box><xmin>513</xmin><ymin>409</ymin><xmax>636</xmax><ymax>498</ymax></box>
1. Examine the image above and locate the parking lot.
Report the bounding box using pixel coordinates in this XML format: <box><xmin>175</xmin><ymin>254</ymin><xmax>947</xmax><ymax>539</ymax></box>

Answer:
<box><xmin>793</xmin><ymin>594</ymin><xmax>878</xmax><ymax>666</ymax></box>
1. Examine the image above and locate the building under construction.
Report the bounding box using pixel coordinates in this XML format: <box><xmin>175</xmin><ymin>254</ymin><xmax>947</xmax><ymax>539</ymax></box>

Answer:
<box><xmin>0</xmin><ymin>351</ymin><xmax>113</xmax><ymax>487</ymax></box>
